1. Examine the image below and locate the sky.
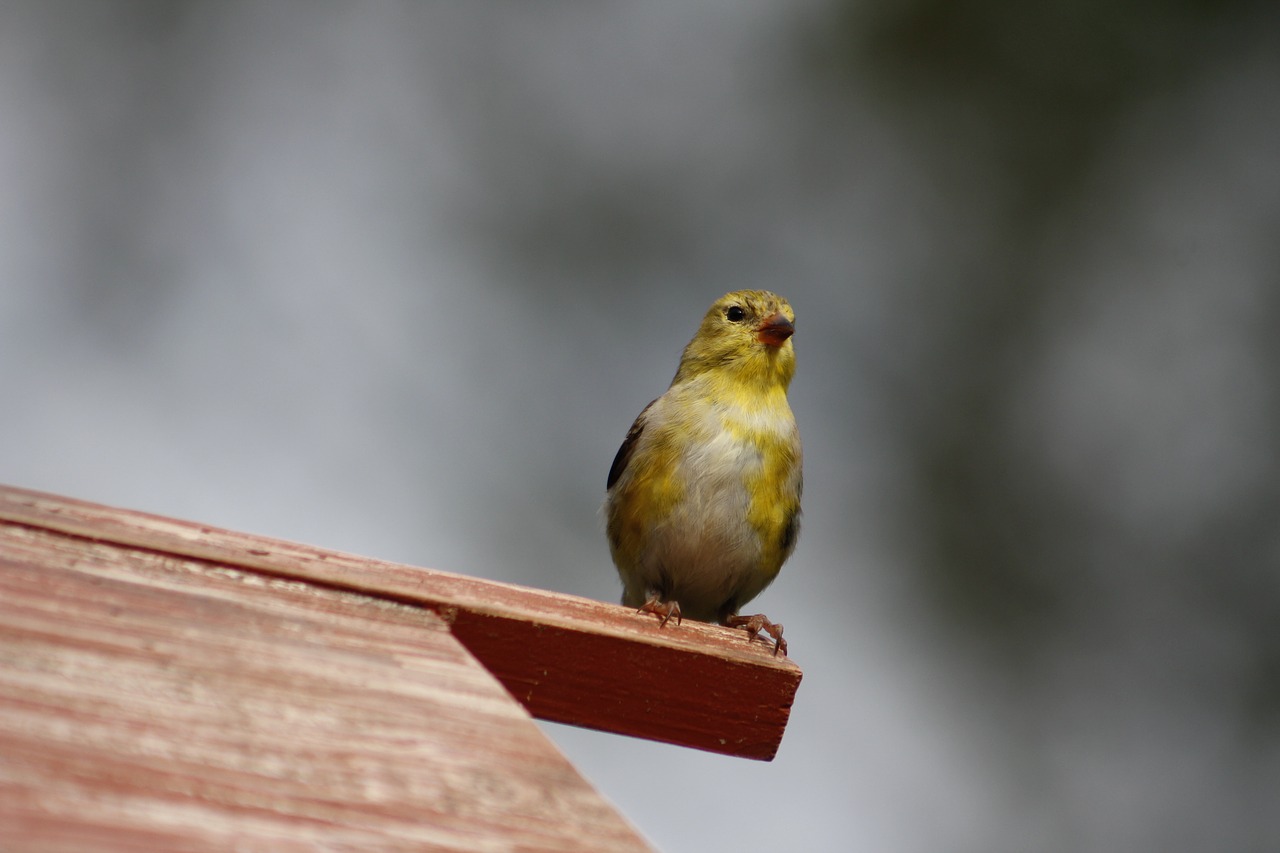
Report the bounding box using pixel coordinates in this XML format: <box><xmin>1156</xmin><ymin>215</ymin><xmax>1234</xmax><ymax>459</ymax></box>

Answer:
<box><xmin>2</xmin><ymin>3</ymin><xmax>1279</xmax><ymax>851</ymax></box>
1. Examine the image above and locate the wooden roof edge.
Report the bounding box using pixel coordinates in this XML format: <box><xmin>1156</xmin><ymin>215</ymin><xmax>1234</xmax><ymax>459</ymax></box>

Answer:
<box><xmin>0</xmin><ymin>484</ymin><xmax>801</xmax><ymax>761</ymax></box>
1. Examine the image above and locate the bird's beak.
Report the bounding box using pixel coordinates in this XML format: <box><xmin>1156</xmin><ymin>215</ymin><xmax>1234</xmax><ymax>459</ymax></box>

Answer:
<box><xmin>757</xmin><ymin>313</ymin><xmax>794</xmax><ymax>347</ymax></box>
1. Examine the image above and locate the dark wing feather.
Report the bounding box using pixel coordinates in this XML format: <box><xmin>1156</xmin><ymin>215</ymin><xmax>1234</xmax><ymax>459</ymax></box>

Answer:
<box><xmin>607</xmin><ymin>400</ymin><xmax>655</xmax><ymax>490</ymax></box>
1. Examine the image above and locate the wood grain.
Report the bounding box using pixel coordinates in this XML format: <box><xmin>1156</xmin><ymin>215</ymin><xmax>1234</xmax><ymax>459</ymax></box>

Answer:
<box><xmin>0</xmin><ymin>521</ymin><xmax>651</xmax><ymax>852</ymax></box>
<box><xmin>0</xmin><ymin>485</ymin><xmax>801</xmax><ymax>761</ymax></box>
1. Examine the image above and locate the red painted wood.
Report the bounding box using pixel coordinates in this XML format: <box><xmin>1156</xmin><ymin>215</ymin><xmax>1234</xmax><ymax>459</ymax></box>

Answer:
<box><xmin>0</xmin><ymin>520</ymin><xmax>650</xmax><ymax>852</ymax></box>
<box><xmin>0</xmin><ymin>485</ymin><xmax>801</xmax><ymax>761</ymax></box>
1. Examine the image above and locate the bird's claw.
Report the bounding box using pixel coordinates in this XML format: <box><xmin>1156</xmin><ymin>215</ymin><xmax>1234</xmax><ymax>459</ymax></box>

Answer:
<box><xmin>726</xmin><ymin>613</ymin><xmax>787</xmax><ymax>656</ymax></box>
<box><xmin>638</xmin><ymin>597</ymin><xmax>682</xmax><ymax>627</ymax></box>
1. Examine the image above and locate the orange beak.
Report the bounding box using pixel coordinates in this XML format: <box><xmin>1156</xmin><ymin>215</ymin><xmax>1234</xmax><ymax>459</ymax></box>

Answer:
<box><xmin>757</xmin><ymin>313</ymin><xmax>794</xmax><ymax>347</ymax></box>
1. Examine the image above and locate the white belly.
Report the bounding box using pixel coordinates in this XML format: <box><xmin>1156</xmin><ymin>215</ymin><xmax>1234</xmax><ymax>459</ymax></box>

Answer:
<box><xmin>631</xmin><ymin>431</ymin><xmax>767</xmax><ymax>621</ymax></box>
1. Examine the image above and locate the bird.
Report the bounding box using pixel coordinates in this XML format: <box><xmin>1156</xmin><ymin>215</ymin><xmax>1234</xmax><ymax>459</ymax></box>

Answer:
<box><xmin>605</xmin><ymin>290</ymin><xmax>802</xmax><ymax>655</ymax></box>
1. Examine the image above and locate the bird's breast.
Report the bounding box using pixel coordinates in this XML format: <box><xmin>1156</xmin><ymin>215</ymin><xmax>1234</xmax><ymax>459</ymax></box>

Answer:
<box><xmin>616</xmin><ymin>394</ymin><xmax>798</xmax><ymax>618</ymax></box>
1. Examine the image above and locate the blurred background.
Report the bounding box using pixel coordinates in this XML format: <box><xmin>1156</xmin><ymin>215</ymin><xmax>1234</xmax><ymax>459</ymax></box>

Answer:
<box><xmin>3</xmin><ymin>2</ymin><xmax>1279</xmax><ymax>850</ymax></box>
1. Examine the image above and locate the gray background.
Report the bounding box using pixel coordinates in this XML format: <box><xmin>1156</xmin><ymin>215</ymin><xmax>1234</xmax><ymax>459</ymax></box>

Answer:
<box><xmin>3</xmin><ymin>2</ymin><xmax>1278</xmax><ymax>850</ymax></box>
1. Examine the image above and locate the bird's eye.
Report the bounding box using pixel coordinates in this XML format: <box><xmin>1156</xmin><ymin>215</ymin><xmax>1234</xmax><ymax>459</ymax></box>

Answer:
<box><xmin>725</xmin><ymin>305</ymin><xmax>746</xmax><ymax>322</ymax></box>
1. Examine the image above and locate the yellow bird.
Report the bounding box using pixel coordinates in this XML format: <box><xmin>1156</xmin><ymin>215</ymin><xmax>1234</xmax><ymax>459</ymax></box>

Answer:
<box><xmin>605</xmin><ymin>290</ymin><xmax>802</xmax><ymax>655</ymax></box>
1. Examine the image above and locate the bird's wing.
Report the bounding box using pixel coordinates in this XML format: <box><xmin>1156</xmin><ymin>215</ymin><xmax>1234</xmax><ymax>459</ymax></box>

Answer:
<box><xmin>607</xmin><ymin>399</ymin><xmax>656</xmax><ymax>490</ymax></box>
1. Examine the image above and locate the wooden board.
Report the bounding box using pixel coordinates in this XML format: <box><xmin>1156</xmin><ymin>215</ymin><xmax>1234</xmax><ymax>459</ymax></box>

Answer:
<box><xmin>0</xmin><ymin>520</ymin><xmax>651</xmax><ymax>852</ymax></box>
<box><xmin>0</xmin><ymin>485</ymin><xmax>801</xmax><ymax>761</ymax></box>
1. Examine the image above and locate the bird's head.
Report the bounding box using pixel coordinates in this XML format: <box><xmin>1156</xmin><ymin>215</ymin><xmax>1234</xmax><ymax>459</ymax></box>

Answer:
<box><xmin>672</xmin><ymin>290</ymin><xmax>796</xmax><ymax>390</ymax></box>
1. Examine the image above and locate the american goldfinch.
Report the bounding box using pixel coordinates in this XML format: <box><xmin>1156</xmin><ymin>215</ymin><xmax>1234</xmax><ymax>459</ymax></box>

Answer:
<box><xmin>605</xmin><ymin>290</ymin><xmax>802</xmax><ymax>655</ymax></box>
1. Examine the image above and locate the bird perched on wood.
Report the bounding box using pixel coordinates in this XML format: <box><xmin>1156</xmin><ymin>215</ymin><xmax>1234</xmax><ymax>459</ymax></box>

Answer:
<box><xmin>605</xmin><ymin>290</ymin><xmax>802</xmax><ymax>655</ymax></box>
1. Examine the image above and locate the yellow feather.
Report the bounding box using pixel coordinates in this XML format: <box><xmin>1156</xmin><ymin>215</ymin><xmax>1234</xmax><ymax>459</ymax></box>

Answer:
<box><xmin>605</xmin><ymin>290</ymin><xmax>802</xmax><ymax>644</ymax></box>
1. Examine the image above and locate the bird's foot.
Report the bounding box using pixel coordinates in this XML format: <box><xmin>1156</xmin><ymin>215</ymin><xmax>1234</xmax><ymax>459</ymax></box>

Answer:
<box><xmin>725</xmin><ymin>613</ymin><xmax>787</xmax><ymax>656</ymax></box>
<box><xmin>637</xmin><ymin>597</ymin><xmax>682</xmax><ymax>627</ymax></box>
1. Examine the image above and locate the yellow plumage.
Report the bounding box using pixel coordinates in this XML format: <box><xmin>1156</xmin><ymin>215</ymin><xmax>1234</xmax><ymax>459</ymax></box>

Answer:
<box><xmin>605</xmin><ymin>290</ymin><xmax>802</xmax><ymax>654</ymax></box>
